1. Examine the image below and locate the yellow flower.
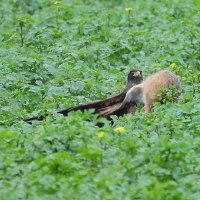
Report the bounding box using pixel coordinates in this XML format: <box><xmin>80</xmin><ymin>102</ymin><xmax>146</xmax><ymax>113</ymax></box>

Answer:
<box><xmin>98</xmin><ymin>132</ymin><xmax>104</xmax><ymax>139</ymax></box>
<box><xmin>114</xmin><ymin>127</ymin><xmax>125</xmax><ymax>132</ymax></box>
<box><xmin>54</xmin><ymin>1</ymin><xmax>61</xmax><ymax>5</ymax></box>
<box><xmin>188</xmin><ymin>65</ymin><xmax>192</xmax><ymax>69</ymax></box>
<box><xmin>170</xmin><ymin>63</ymin><xmax>176</xmax><ymax>68</ymax></box>
<box><xmin>125</xmin><ymin>7</ymin><xmax>133</xmax><ymax>12</ymax></box>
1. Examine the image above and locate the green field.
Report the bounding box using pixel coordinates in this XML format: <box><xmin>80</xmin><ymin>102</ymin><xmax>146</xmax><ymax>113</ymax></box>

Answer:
<box><xmin>1</xmin><ymin>0</ymin><xmax>200</xmax><ymax>199</ymax></box>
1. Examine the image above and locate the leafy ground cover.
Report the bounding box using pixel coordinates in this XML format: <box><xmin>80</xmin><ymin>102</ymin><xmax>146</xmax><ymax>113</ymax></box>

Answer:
<box><xmin>0</xmin><ymin>0</ymin><xmax>200</xmax><ymax>199</ymax></box>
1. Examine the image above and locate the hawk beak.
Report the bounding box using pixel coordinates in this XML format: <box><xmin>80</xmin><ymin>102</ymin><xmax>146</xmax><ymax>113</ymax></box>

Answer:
<box><xmin>133</xmin><ymin>71</ymin><xmax>140</xmax><ymax>77</ymax></box>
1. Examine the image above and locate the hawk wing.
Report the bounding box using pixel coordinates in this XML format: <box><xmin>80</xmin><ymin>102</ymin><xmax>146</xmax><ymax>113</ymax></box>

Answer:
<box><xmin>25</xmin><ymin>70</ymin><xmax>143</xmax><ymax>123</ymax></box>
<box><xmin>98</xmin><ymin>84</ymin><xmax>145</xmax><ymax>118</ymax></box>
<box><xmin>58</xmin><ymin>70</ymin><xmax>143</xmax><ymax>118</ymax></box>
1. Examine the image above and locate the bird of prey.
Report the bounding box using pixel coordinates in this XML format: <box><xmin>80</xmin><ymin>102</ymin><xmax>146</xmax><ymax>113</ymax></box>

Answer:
<box><xmin>25</xmin><ymin>69</ymin><xmax>143</xmax><ymax>122</ymax></box>
<box><xmin>57</xmin><ymin>69</ymin><xmax>143</xmax><ymax>119</ymax></box>
<box><xmin>99</xmin><ymin>70</ymin><xmax>182</xmax><ymax>117</ymax></box>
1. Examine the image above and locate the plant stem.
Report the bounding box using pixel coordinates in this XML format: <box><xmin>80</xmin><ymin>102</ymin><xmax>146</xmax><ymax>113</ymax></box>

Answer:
<box><xmin>56</xmin><ymin>6</ymin><xmax>60</xmax><ymax>30</ymax></box>
<box><xmin>107</xmin><ymin>14</ymin><xmax>110</xmax><ymax>27</ymax></box>
<box><xmin>100</xmin><ymin>141</ymin><xmax>104</xmax><ymax>168</ymax></box>
<box><xmin>128</xmin><ymin>12</ymin><xmax>131</xmax><ymax>27</ymax></box>
<box><xmin>100</xmin><ymin>152</ymin><xmax>104</xmax><ymax>168</ymax></box>
<box><xmin>19</xmin><ymin>21</ymin><xmax>24</xmax><ymax>47</ymax></box>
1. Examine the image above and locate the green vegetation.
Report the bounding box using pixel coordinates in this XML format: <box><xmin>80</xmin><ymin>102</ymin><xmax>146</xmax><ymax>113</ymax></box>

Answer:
<box><xmin>1</xmin><ymin>0</ymin><xmax>200</xmax><ymax>199</ymax></box>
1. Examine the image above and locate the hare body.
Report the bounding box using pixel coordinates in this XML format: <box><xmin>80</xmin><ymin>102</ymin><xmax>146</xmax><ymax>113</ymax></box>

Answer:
<box><xmin>125</xmin><ymin>70</ymin><xmax>182</xmax><ymax>112</ymax></box>
<box><xmin>99</xmin><ymin>70</ymin><xmax>182</xmax><ymax>117</ymax></box>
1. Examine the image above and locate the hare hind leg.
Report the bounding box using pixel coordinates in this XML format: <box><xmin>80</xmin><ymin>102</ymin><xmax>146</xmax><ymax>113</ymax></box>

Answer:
<box><xmin>143</xmin><ymin>93</ymin><xmax>156</xmax><ymax>113</ymax></box>
<box><xmin>144</xmin><ymin>103</ymin><xmax>152</xmax><ymax>113</ymax></box>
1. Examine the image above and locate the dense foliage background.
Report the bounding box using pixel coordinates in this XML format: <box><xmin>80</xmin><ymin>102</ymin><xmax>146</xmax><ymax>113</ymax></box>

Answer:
<box><xmin>0</xmin><ymin>0</ymin><xmax>200</xmax><ymax>199</ymax></box>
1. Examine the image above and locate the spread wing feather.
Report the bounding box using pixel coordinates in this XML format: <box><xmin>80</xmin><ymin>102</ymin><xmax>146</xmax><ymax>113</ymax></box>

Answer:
<box><xmin>99</xmin><ymin>84</ymin><xmax>145</xmax><ymax>117</ymax></box>
<box><xmin>58</xmin><ymin>92</ymin><xmax>125</xmax><ymax>116</ymax></box>
<box><xmin>25</xmin><ymin>70</ymin><xmax>143</xmax><ymax>123</ymax></box>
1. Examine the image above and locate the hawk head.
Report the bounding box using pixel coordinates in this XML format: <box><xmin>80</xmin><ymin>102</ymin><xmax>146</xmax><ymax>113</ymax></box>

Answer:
<box><xmin>124</xmin><ymin>69</ymin><xmax>143</xmax><ymax>93</ymax></box>
<box><xmin>128</xmin><ymin>69</ymin><xmax>142</xmax><ymax>81</ymax></box>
